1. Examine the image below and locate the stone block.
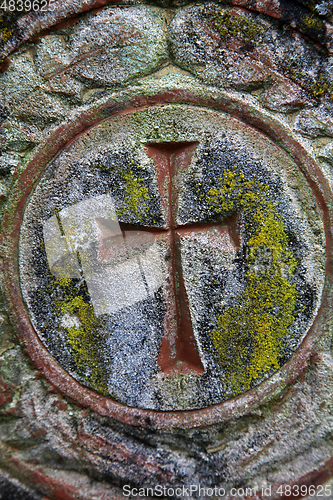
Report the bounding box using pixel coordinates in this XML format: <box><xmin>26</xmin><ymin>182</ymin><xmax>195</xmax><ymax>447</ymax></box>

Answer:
<box><xmin>261</xmin><ymin>78</ymin><xmax>314</xmax><ymax>112</ymax></box>
<box><xmin>169</xmin><ymin>5</ymin><xmax>272</xmax><ymax>90</ymax></box>
<box><xmin>35</xmin><ymin>6</ymin><xmax>169</xmax><ymax>88</ymax></box>
<box><xmin>18</xmin><ymin>103</ymin><xmax>324</xmax><ymax>412</ymax></box>
<box><xmin>318</xmin><ymin>140</ymin><xmax>333</xmax><ymax>164</ymax></box>
<box><xmin>294</xmin><ymin>106</ymin><xmax>333</xmax><ymax>137</ymax></box>
<box><xmin>0</xmin><ymin>120</ymin><xmax>40</xmax><ymax>152</ymax></box>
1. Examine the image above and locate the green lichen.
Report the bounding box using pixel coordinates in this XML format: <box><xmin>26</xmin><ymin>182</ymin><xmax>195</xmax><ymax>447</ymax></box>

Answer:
<box><xmin>117</xmin><ymin>169</ymin><xmax>150</xmax><ymax>221</ymax></box>
<box><xmin>0</xmin><ymin>10</ymin><xmax>28</xmax><ymax>54</ymax></box>
<box><xmin>205</xmin><ymin>168</ymin><xmax>298</xmax><ymax>395</ymax></box>
<box><xmin>213</xmin><ymin>9</ymin><xmax>264</xmax><ymax>46</ymax></box>
<box><xmin>299</xmin><ymin>12</ymin><xmax>324</xmax><ymax>33</ymax></box>
<box><xmin>0</xmin><ymin>14</ymin><xmax>14</xmax><ymax>47</ymax></box>
<box><xmin>1</xmin><ymin>27</ymin><xmax>12</xmax><ymax>43</ymax></box>
<box><xmin>58</xmin><ymin>294</ymin><xmax>109</xmax><ymax>395</ymax></box>
<box><xmin>33</xmin><ymin>233</ymin><xmax>110</xmax><ymax>396</ymax></box>
<box><xmin>287</xmin><ymin>58</ymin><xmax>304</xmax><ymax>85</ymax></box>
<box><xmin>90</xmin><ymin>160</ymin><xmax>152</xmax><ymax>223</ymax></box>
<box><xmin>54</xmin><ymin>279</ymin><xmax>108</xmax><ymax>395</ymax></box>
<box><xmin>285</xmin><ymin>57</ymin><xmax>333</xmax><ymax>100</ymax></box>
<box><xmin>309</xmin><ymin>72</ymin><xmax>333</xmax><ymax>99</ymax></box>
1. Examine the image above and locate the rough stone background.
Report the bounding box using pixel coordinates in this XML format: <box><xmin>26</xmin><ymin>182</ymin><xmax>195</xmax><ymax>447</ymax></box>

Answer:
<box><xmin>1</xmin><ymin>0</ymin><xmax>333</xmax><ymax>499</ymax></box>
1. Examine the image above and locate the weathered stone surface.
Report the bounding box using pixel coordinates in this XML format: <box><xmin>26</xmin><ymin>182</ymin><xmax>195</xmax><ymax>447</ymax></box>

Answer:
<box><xmin>0</xmin><ymin>152</ymin><xmax>20</xmax><ymax>174</ymax></box>
<box><xmin>1</xmin><ymin>0</ymin><xmax>333</xmax><ymax>62</ymax></box>
<box><xmin>1</xmin><ymin>340</ymin><xmax>333</xmax><ymax>498</ymax></box>
<box><xmin>0</xmin><ymin>119</ymin><xmax>40</xmax><ymax>152</ymax></box>
<box><xmin>169</xmin><ymin>3</ymin><xmax>333</xmax><ymax>103</ymax></box>
<box><xmin>0</xmin><ymin>54</ymin><xmax>70</xmax><ymax>128</ymax></box>
<box><xmin>169</xmin><ymin>5</ymin><xmax>273</xmax><ymax>91</ymax></box>
<box><xmin>1</xmin><ymin>0</ymin><xmax>333</xmax><ymax>497</ymax></box>
<box><xmin>318</xmin><ymin>140</ymin><xmax>333</xmax><ymax>164</ymax></box>
<box><xmin>18</xmin><ymin>104</ymin><xmax>325</xmax><ymax>412</ymax></box>
<box><xmin>35</xmin><ymin>6</ymin><xmax>168</xmax><ymax>88</ymax></box>
<box><xmin>294</xmin><ymin>106</ymin><xmax>333</xmax><ymax>137</ymax></box>
<box><xmin>0</xmin><ymin>471</ymin><xmax>42</xmax><ymax>500</ymax></box>
<box><xmin>34</xmin><ymin>35</ymin><xmax>84</xmax><ymax>103</ymax></box>
<box><xmin>261</xmin><ymin>78</ymin><xmax>314</xmax><ymax>112</ymax></box>
<box><xmin>0</xmin><ymin>180</ymin><xmax>7</xmax><ymax>201</ymax></box>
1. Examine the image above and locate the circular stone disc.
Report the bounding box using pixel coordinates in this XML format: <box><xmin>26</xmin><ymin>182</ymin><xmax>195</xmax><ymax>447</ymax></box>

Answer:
<box><xmin>19</xmin><ymin>105</ymin><xmax>325</xmax><ymax>411</ymax></box>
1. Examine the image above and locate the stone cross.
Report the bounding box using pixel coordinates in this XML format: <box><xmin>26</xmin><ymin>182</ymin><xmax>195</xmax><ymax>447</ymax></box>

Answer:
<box><xmin>43</xmin><ymin>142</ymin><xmax>239</xmax><ymax>378</ymax></box>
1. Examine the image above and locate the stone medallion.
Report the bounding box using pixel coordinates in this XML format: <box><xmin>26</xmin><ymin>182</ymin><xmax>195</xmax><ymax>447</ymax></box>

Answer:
<box><xmin>18</xmin><ymin>103</ymin><xmax>325</xmax><ymax>411</ymax></box>
<box><xmin>2</xmin><ymin>0</ymin><xmax>333</xmax><ymax>495</ymax></box>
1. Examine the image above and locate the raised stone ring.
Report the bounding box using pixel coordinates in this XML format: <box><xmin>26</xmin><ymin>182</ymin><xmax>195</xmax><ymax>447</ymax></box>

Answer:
<box><xmin>3</xmin><ymin>90</ymin><xmax>329</xmax><ymax>425</ymax></box>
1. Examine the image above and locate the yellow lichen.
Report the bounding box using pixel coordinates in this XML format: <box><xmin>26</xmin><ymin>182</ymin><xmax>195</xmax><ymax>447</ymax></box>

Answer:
<box><xmin>117</xmin><ymin>170</ymin><xmax>150</xmax><ymax>221</ymax></box>
<box><xmin>309</xmin><ymin>72</ymin><xmax>333</xmax><ymax>99</ymax></box>
<box><xmin>1</xmin><ymin>27</ymin><xmax>12</xmax><ymax>43</ymax></box>
<box><xmin>300</xmin><ymin>12</ymin><xmax>324</xmax><ymax>32</ymax></box>
<box><xmin>286</xmin><ymin>57</ymin><xmax>333</xmax><ymax>100</ymax></box>
<box><xmin>58</xmin><ymin>294</ymin><xmax>109</xmax><ymax>395</ymax></box>
<box><xmin>205</xmin><ymin>168</ymin><xmax>298</xmax><ymax>394</ymax></box>
<box><xmin>39</xmin><ymin>232</ymin><xmax>110</xmax><ymax>395</ymax></box>
<box><xmin>214</xmin><ymin>9</ymin><xmax>264</xmax><ymax>45</ymax></box>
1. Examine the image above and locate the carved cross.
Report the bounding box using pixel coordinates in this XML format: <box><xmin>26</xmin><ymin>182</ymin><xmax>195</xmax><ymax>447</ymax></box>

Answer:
<box><xmin>141</xmin><ymin>142</ymin><xmax>239</xmax><ymax>376</ymax></box>
<box><xmin>44</xmin><ymin>142</ymin><xmax>240</xmax><ymax>378</ymax></box>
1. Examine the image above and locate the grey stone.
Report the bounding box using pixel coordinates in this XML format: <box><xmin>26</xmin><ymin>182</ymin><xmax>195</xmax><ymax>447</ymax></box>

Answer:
<box><xmin>169</xmin><ymin>4</ymin><xmax>272</xmax><ymax>91</ymax></box>
<box><xmin>34</xmin><ymin>36</ymin><xmax>84</xmax><ymax>104</ymax></box>
<box><xmin>0</xmin><ymin>55</ymin><xmax>43</xmax><ymax>110</ymax></box>
<box><xmin>293</xmin><ymin>106</ymin><xmax>333</xmax><ymax>137</ymax></box>
<box><xmin>0</xmin><ymin>180</ymin><xmax>7</xmax><ymax>200</ymax></box>
<box><xmin>67</xmin><ymin>6</ymin><xmax>168</xmax><ymax>87</ymax></box>
<box><xmin>261</xmin><ymin>78</ymin><xmax>314</xmax><ymax>112</ymax></box>
<box><xmin>0</xmin><ymin>152</ymin><xmax>20</xmax><ymax>174</ymax></box>
<box><xmin>0</xmin><ymin>55</ymin><xmax>71</xmax><ymax>127</ymax></box>
<box><xmin>0</xmin><ymin>120</ymin><xmax>40</xmax><ymax>152</ymax></box>
<box><xmin>169</xmin><ymin>3</ymin><xmax>333</xmax><ymax>104</ymax></box>
<box><xmin>317</xmin><ymin>140</ymin><xmax>333</xmax><ymax>163</ymax></box>
<box><xmin>316</xmin><ymin>1</ymin><xmax>331</xmax><ymax>15</ymax></box>
<box><xmin>1</xmin><ymin>0</ymin><xmax>333</xmax><ymax>494</ymax></box>
<box><xmin>0</xmin><ymin>470</ymin><xmax>42</xmax><ymax>500</ymax></box>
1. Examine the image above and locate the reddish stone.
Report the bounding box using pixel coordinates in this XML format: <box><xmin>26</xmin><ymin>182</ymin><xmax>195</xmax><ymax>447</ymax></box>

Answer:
<box><xmin>77</xmin><ymin>428</ymin><xmax>173</xmax><ymax>482</ymax></box>
<box><xmin>0</xmin><ymin>377</ymin><xmax>15</xmax><ymax>409</ymax></box>
<box><xmin>145</xmin><ymin>142</ymin><xmax>205</xmax><ymax>376</ymax></box>
<box><xmin>52</xmin><ymin>400</ymin><xmax>68</xmax><ymax>411</ymax></box>
<box><xmin>0</xmin><ymin>58</ymin><xmax>11</xmax><ymax>72</ymax></box>
<box><xmin>262</xmin><ymin>78</ymin><xmax>314</xmax><ymax>111</ymax></box>
<box><xmin>232</xmin><ymin>0</ymin><xmax>282</xmax><ymax>19</ymax></box>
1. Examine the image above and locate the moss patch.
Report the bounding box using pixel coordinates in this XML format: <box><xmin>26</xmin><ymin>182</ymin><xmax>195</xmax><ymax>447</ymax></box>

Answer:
<box><xmin>0</xmin><ymin>10</ymin><xmax>29</xmax><ymax>62</ymax></box>
<box><xmin>117</xmin><ymin>169</ymin><xmax>150</xmax><ymax>221</ymax></box>
<box><xmin>309</xmin><ymin>72</ymin><xmax>333</xmax><ymax>99</ymax></box>
<box><xmin>32</xmin><ymin>249</ymin><xmax>110</xmax><ymax>397</ymax></box>
<box><xmin>90</xmin><ymin>155</ymin><xmax>156</xmax><ymax>225</ymax></box>
<box><xmin>204</xmin><ymin>168</ymin><xmax>298</xmax><ymax>394</ymax></box>
<box><xmin>285</xmin><ymin>56</ymin><xmax>333</xmax><ymax>100</ymax></box>
<box><xmin>299</xmin><ymin>11</ymin><xmax>324</xmax><ymax>34</ymax></box>
<box><xmin>213</xmin><ymin>9</ymin><xmax>264</xmax><ymax>46</ymax></box>
<box><xmin>58</xmin><ymin>294</ymin><xmax>109</xmax><ymax>396</ymax></box>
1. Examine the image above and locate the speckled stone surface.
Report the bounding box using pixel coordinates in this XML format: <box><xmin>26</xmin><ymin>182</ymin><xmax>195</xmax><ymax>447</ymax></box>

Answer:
<box><xmin>1</xmin><ymin>1</ymin><xmax>333</xmax><ymax>499</ymax></box>
<box><xmin>18</xmin><ymin>105</ymin><xmax>325</xmax><ymax>411</ymax></box>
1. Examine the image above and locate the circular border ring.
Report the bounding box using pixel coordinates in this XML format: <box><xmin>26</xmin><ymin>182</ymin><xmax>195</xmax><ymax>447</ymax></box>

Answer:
<box><xmin>1</xmin><ymin>87</ymin><xmax>332</xmax><ymax>429</ymax></box>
